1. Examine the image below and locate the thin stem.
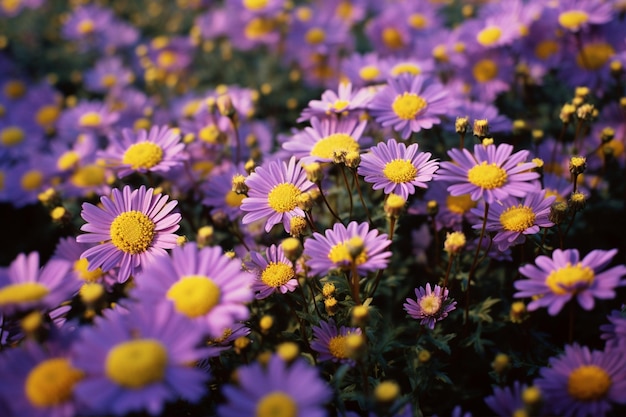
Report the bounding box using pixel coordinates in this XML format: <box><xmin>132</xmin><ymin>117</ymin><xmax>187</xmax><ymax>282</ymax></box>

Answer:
<box><xmin>388</xmin><ymin>216</ymin><xmax>396</xmax><ymax>242</ymax></box>
<box><xmin>351</xmin><ymin>168</ymin><xmax>373</xmax><ymax>225</ymax></box>
<box><xmin>465</xmin><ymin>202</ymin><xmax>490</xmax><ymax>324</ymax></box>
<box><xmin>340</xmin><ymin>165</ymin><xmax>354</xmax><ymax>218</ymax></box>
<box><xmin>442</xmin><ymin>254</ymin><xmax>454</xmax><ymax>290</ymax></box>
<box><xmin>568</xmin><ymin>301</ymin><xmax>575</xmax><ymax>344</ymax></box>
<box><xmin>306</xmin><ymin>279</ymin><xmax>322</xmax><ymax>318</ymax></box>
<box><xmin>316</xmin><ymin>181</ymin><xmax>343</xmax><ymax>223</ymax></box>
<box><xmin>431</xmin><ymin>215</ymin><xmax>440</xmax><ymax>269</ymax></box>
<box><xmin>350</xmin><ymin>262</ymin><xmax>362</xmax><ymax>306</ymax></box>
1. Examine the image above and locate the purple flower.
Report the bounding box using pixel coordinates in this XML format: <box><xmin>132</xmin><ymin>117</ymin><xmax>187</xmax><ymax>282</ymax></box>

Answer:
<box><xmin>600</xmin><ymin>309</ymin><xmax>626</xmax><ymax>350</ymax></box>
<box><xmin>77</xmin><ymin>185</ymin><xmax>181</xmax><ymax>282</ymax></box>
<box><xmin>358</xmin><ymin>138</ymin><xmax>439</xmax><ymax>200</ymax></box>
<box><xmin>218</xmin><ymin>354</ymin><xmax>332</xmax><ymax>417</ymax></box>
<box><xmin>534</xmin><ymin>343</ymin><xmax>626</xmax><ymax>417</ymax></box>
<box><xmin>298</xmin><ymin>81</ymin><xmax>374</xmax><ymax>122</ymax></box>
<box><xmin>403</xmin><ymin>283</ymin><xmax>457</xmax><ymax>329</ymax></box>
<box><xmin>484</xmin><ymin>381</ymin><xmax>544</xmax><ymax>417</ymax></box>
<box><xmin>555</xmin><ymin>0</ymin><xmax>614</xmax><ymax>32</ymax></box>
<box><xmin>310</xmin><ymin>318</ymin><xmax>362</xmax><ymax>366</ymax></box>
<box><xmin>514</xmin><ymin>248</ymin><xmax>626</xmax><ymax>316</ymax></box>
<box><xmin>246</xmin><ymin>244</ymin><xmax>298</xmax><ymax>299</ymax></box>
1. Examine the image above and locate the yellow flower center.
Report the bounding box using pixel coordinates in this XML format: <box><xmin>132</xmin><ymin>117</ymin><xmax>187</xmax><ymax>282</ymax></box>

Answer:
<box><xmin>328</xmin><ymin>335</ymin><xmax>349</xmax><ymax>359</ymax></box>
<box><xmin>261</xmin><ymin>262</ymin><xmax>295</xmax><ymax>287</ymax></box>
<box><xmin>78</xmin><ymin>112</ymin><xmax>102</xmax><ymax>128</ymax></box>
<box><xmin>336</xmin><ymin>1</ymin><xmax>353</xmax><ymax>20</ymax></box>
<box><xmin>476</xmin><ymin>26</ymin><xmax>502</xmax><ymax>46</ymax></box>
<box><xmin>110</xmin><ymin>210</ymin><xmax>156</xmax><ymax>254</ymax></box>
<box><xmin>382</xmin><ymin>27</ymin><xmax>404</xmax><ymax>49</ymax></box>
<box><xmin>390</xmin><ymin>63</ymin><xmax>421</xmax><ymax>76</ymax></box>
<box><xmin>71</xmin><ymin>164</ymin><xmax>106</xmax><ymax>188</ymax></box>
<box><xmin>199</xmin><ymin>125</ymin><xmax>220</xmax><ymax>143</ymax></box>
<box><xmin>359</xmin><ymin>65</ymin><xmax>380</xmax><ymax>81</ymax></box>
<box><xmin>499</xmin><ymin>205</ymin><xmax>536</xmax><ymax>232</ymax></box>
<box><xmin>328</xmin><ymin>239</ymin><xmax>368</xmax><ymax>267</ymax></box>
<box><xmin>166</xmin><ymin>275</ymin><xmax>221</xmax><ymax>318</ymax></box>
<box><xmin>268</xmin><ymin>183</ymin><xmax>301</xmax><ymax>213</ymax></box>
<box><xmin>546</xmin><ymin>263</ymin><xmax>595</xmax><ymax>295</ymax></box>
<box><xmin>25</xmin><ymin>358</ymin><xmax>83</xmax><ymax>408</ymax></box>
<box><xmin>567</xmin><ymin>365</ymin><xmax>611</xmax><ymax>401</ymax></box>
<box><xmin>245</xmin><ymin>18</ymin><xmax>274</xmax><ymax>39</ymax></box>
<box><xmin>558</xmin><ymin>10</ymin><xmax>589</xmax><ymax>31</ymax></box>
<box><xmin>3</xmin><ymin>80</ymin><xmax>26</xmax><ymax>99</ymax></box>
<box><xmin>0</xmin><ymin>282</ymin><xmax>50</xmax><ymax>307</ymax></box>
<box><xmin>1</xmin><ymin>126</ymin><xmax>25</xmax><ymax>146</ymax></box>
<box><xmin>122</xmin><ymin>142</ymin><xmax>164</xmax><ymax>170</ymax></box>
<box><xmin>535</xmin><ymin>40</ymin><xmax>559</xmax><ymax>60</ymax></box>
<box><xmin>73</xmin><ymin>258</ymin><xmax>104</xmax><ymax>282</ymax></box>
<box><xmin>243</xmin><ymin>0</ymin><xmax>268</xmax><ymax>11</ymax></box>
<box><xmin>331</xmin><ymin>99</ymin><xmax>350</xmax><ymax>112</ymax></box>
<box><xmin>21</xmin><ymin>170</ymin><xmax>44</xmax><ymax>191</ymax></box>
<box><xmin>105</xmin><ymin>339</ymin><xmax>168</xmax><ymax>388</ymax></box>
<box><xmin>599</xmin><ymin>139</ymin><xmax>624</xmax><ymax>158</ymax></box>
<box><xmin>310</xmin><ymin>133</ymin><xmax>359</xmax><ymax>160</ymax></box>
<box><xmin>225</xmin><ymin>190</ymin><xmax>245</xmax><ymax>207</ymax></box>
<box><xmin>473</xmin><ymin>59</ymin><xmax>499</xmax><ymax>83</ymax></box>
<box><xmin>392</xmin><ymin>93</ymin><xmax>427</xmax><ymax>120</ymax></box>
<box><xmin>383</xmin><ymin>159</ymin><xmax>417</xmax><ymax>183</ymax></box>
<box><xmin>256</xmin><ymin>392</ymin><xmax>298</xmax><ymax>417</ymax></box>
<box><xmin>157</xmin><ymin>51</ymin><xmax>177</xmax><ymax>69</ymax></box>
<box><xmin>305</xmin><ymin>27</ymin><xmax>326</xmax><ymax>45</ymax></box>
<box><xmin>467</xmin><ymin>162</ymin><xmax>507</xmax><ymax>189</ymax></box>
<box><xmin>101</xmin><ymin>74</ymin><xmax>117</xmax><ymax>88</ymax></box>
<box><xmin>77</xmin><ymin>19</ymin><xmax>95</xmax><ymax>35</ymax></box>
<box><xmin>408</xmin><ymin>13</ymin><xmax>428</xmax><ymax>29</ymax></box>
<box><xmin>446</xmin><ymin>194</ymin><xmax>477</xmax><ymax>214</ymax></box>
<box><xmin>432</xmin><ymin>44</ymin><xmax>448</xmax><ymax>62</ymax></box>
<box><xmin>419</xmin><ymin>293</ymin><xmax>441</xmax><ymax>315</ymax></box>
<box><xmin>576</xmin><ymin>43</ymin><xmax>615</xmax><ymax>71</ymax></box>
<box><xmin>58</xmin><ymin>150</ymin><xmax>80</xmax><ymax>171</ymax></box>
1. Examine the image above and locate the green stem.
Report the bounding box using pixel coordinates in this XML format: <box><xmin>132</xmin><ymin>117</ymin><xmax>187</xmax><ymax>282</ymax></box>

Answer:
<box><xmin>465</xmin><ymin>202</ymin><xmax>489</xmax><ymax>325</ymax></box>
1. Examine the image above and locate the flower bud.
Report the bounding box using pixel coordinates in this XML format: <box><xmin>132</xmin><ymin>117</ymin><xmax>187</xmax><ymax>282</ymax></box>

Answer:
<box><xmin>281</xmin><ymin>237</ymin><xmax>303</xmax><ymax>261</ymax></box>
<box><xmin>197</xmin><ymin>225</ymin><xmax>214</xmax><ymax>247</ymax></box>
<box><xmin>276</xmin><ymin>342</ymin><xmax>300</xmax><ymax>362</ymax></box>
<box><xmin>344</xmin><ymin>151</ymin><xmax>361</xmax><ymax>169</ymax></box>
<box><xmin>444</xmin><ymin>231</ymin><xmax>466</xmax><ymax>255</ymax></box>
<box><xmin>351</xmin><ymin>305</ymin><xmax>369</xmax><ymax>327</ymax></box>
<box><xmin>600</xmin><ymin>127</ymin><xmax>615</xmax><ymax>143</ymax></box>
<box><xmin>232</xmin><ymin>174</ymin><xmax>248</xmax><ymax>194</ymax></box>
<box><xmin>322</xmin><ymin>283</ymin><xmax>336</xmax><ymax>298</ymax></box>
<box><xmin>568</xmin><ymin>191</ymin><xmax>586</xmax><ymax>211</ymax></box>
<box><xmin>549</xmin><ymin>201</ymin><xmax>568</xmax><ymax>225</ymax></box>
<box><xmin>473</xmin><ymin>118</ymin><xmax>489</xmax><ymax>138</ymax></box>
<box><xmin>576</xmin><ymin>103</ymin><xmax>595</xmax><ymax>120</ymax></box>
<box><xmin>374</xmin><ymin>381</ymin><xmax>401</xmax><ymax>404</ymax></box>
<box><xmin>384</xmin><ymin>193</ymin><xmax>406</xmax><ymax>218</ymax></box>
<box><xmin>569</xmin><ymin>156</ymin><xmax>586</xmax><ymax>176</ymax></box>
<box><xmin>289</xmin><ymin>216</ymin><xmax>308</xmax><ymax>238</ymax></box>
<box><xmin>324</xmin><ymin>296</ymin><xmax>339</xmax><ymax>316</ymax></box>
<box><xmin>426</xmin><ymin>200</ymin><xmax>439</xmax><ymax>216</ymax></box>
<box><xmin>303</xmin><ymin>162</ymin><xmax>323</xmax><ymax>183</ymax></box>
<box><xmin>560</xmin><ymin>103</ymin><xmax>576</xmax><ymax>123</ymax></box>
<box><xmin>455</xmin><ymin>116</ymin><xmax>469</xmax><ymax>134</ymax></box>
<box><xmin>492</xmin><ymin>353</ymin><xmax>510</xmax><ymax>374</ymax></box>
<box><xmin>509</xmin><ymin>301</ymin><xmax>528</xmax><ymax>323</ymax></box>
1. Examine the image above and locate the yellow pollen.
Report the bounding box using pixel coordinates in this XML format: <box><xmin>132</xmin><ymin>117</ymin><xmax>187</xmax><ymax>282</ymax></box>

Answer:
<box><xmin>1</xmin><ymin>126</ymin><xmax>25</xmax><ymax>146</ymax></box>
<box><xmin>305</xmin><ymin>27</ymin><xmax>326</xmax><ymax>45</ymax></box>
<box><xmin>25</xmin><ymin>358</ymin><xmax>83</xmax><ymax>407</ymax></box>
<box><xmin>105</xmin><ymin>339</ymin><xmax>168</xmax><ymax>388</ymax></box>
<box><xmin>446</xmin><ymin>194</ymin><xmax>477</xmax><ymax>214</ymax></box>
<box><xmin>408</xmin><ymin>13</ymin><xmax>428</xmax><ymax>29</ymax></box>
<box><xmin>199</xmin><ymin>125</ymin><xmax>220</xmax><ymax>143</ymax></box>
<box><xmin>328</xmin><ymin>241</ymin><xmax>368</xmax><ymax>267</ymax></box>
<box><xmin>110</xmin><ymin>210</ymin><xmax>156</xmax><ymax>254</ymax></box>
<box><xmin>268</xmin><ymin>183</ymin><xmax>301</xmax><ymax>213</ymax></box>
<box><xmin>392</xmin><ymin>92</ymin><xmax>427</xmax><ymax>120</ymax></box>
<box><xmin>390</xmin><ymin>63</ymin><xmax>421</xmax><ymax>76</ymax></box>
<box><xmin>122</xmin><ymin>142</ymin><xmax>164</xmax><ymax>170</ymax></box>
<box><xmin>71</xmin><ymin>164</ymin><xmax>106</xmax><ymax>188</ymax></box>
<box><xmin>243</xmin><ymin>0</ymin><xmax>268</xmax><ymax>11</ymax></box>
<box><xmin>546</xmin><ymin>262</ymin><xmax>595</xmax><ymax>295</ymax></box>
<box><xmin>535</xmin><ymin>40</ymin><xmax>559</xmax><ymax>60</ymax></box>
<box><xmin>432</xmin><ymin>45</ymin><xmax>448</xmax><ymax>62</ymax></box>
<box><xmin>567</xmin><ymin>365</ymin><xmax>611</xmax><ymax>401</ymax></box>
<box><xmin>576</xmin><ymin>43</ymin><xmax>615</xmax><ymax>71</ymax></box>
<box><xmin>225</xmin><ymin>190</ymin><xmax>245</xmax><ymax>207</ymax></box>
<box><xmin>419</xmin><ymin>293</ymin><xmax>442</xmax><ymax>315</ymax></box>
<box><xmin>58</xmin><ymin>150</ymin><xmax>80</xmax><ymax>171</ymax></box>
<box><xmin>383</xmin><ymin>159</ymin><xmax>417</xmax><ymax>183</ymax></box>
<box><xmin>382</xmin><ymin>27</ymin><xmax>404</xmax><ymax>49</ymax></box>
<box><xmin>331</xmin><ymin>99</ymin><xmax>350</xmax><ymax>111</ymax></box>
<box><xmin>78</xmin><ymin>112</ymin><xmax>102</xmax><ymax>128</ymax></box>
<box><xmin>359</xmin><ymin>65</ymin><xmax>380</xmax><ymax>81</ymax></box>
<box><xmin>261</xmin><ymin>262</ymin><xmax>295</xmax><ymax>287</ymax></box>
<box><xmin>245</xmin><ymin>17</ymin><xmax>274</xmax><ymax>39</ymax></box>
<box><xmin>328</xmin><ymin>335</ymin><xmax>349</xmax><ymax>359</ymax></box>
<box><xmin>310</xmin><ymin>133</ymin><xmax>359</xmax><ymax>160</ymax></box>
<box><xmin>558</xmin><ymin>10</ymin><xmax>589</xmax><ymax>30</ymax></box>
<box><xmin>499</xmin><ymin>205</ymin><xmax>536</xmax><ymax>232</ymax></box>
<box><xmin>35</xmin><ymin>105</ymin><xmax>60</xmax><ymax>127</ymax></box>
<box><xmin>256</xmin><ymin>391</ymin><xmax>298</xmax><ymax>417</ymax></box>
<box><xmin>101</xmin><ymin>74</ymin><xmax>117</xmax><ymax>88</ymax></box>
<box><xmin>167</xmin><ymin>275</ymin><xmax>221</xmax><ymax>317</ymax></box>
<box><xmin>0</xmin><ymin>282</ymin><xmax>50</xmax><ymax>307</ymax></box>
<box><xmin>3</xmin><ymin>80</ymin><xmax>26</xmax><ymax>99</ymax></box>
<box><xmin>73</xmin><ymin>258</ymin><xmax>104</xmax><ymax>282</ymax></box>
<box><xmin>336</xmin><ymin>1</ymin><xmax>353</xmax><ymax>20</ymax></box>
<box><xmin>473</xmin><ymin>59</ymin><xmax>499</xmax><ymax>82</ymax></box>
<box><xmin>77</xmin><ymin>19</ymin><xmax>95</xmax><ymax>35</ymax></box>
<box><xmin>477</xmin><ymin>26</ymin><xmax>502</xmax><ymax>46</ymax></box>
<box><xmin>157</xmin><ymin>51</ymin><xmax>177</xmax><ymax>69</ymax></box>
<box><xmin>21</xmin><ymin>170</ymin><xmax>44</xmax><ymax>191</ymax></box>
<box><xmin>467</xmin><ymin>162</ymin><xmax>507</xmax><ymax>189</ymax></box>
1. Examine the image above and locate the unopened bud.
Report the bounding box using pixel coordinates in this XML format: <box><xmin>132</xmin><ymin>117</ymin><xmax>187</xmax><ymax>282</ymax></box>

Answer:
<box><xmin>244</xmin><ymin>159</ymin><xmax>256</xmax><ymax>174</ymax></box>
<box><xmin>568</xmin><ymin>191</ymin><xmax>586</xmax><ymax>211</ymax></box>
<box><xmin>344</xmin><ymin>151</ymin><xmax>361</xmax><ymax>168</ymax></box>
<box><xmin>276</xmin><ymin>342</ymin><xmax>300</xmax><ymax>362</ymax></box>
<box><xmin>234</xmin><ymin>336</ymin><xmax>250</xmax><ymax>352</ymax></box>
<box><xmin>351</xmin><ymin>305</ymin><xmax>369</xmax><ymax>327</ymax></box>
<box><xmin>444</xmin><ymin>231</ymin><xmax>466</xmax><ymax>255</ymax></box>
<box><xmin>296</xmin><ymin>193</ymin><xmax>314</xmax><ymax>211</ymax></box>
<box><xmin>324</xmin><ymin>296</ymin><xmax>339</xmax><ymax>315</ymax></box>
<box><xmin>531</xmin><ymin>129</ymin><xmax>544</xmax><ymax>143</ymax></box>
<box><xmin>345</xmin><ymin>333</ymin><xmax>365</xmax><ymax>358</ymax></box>
<box><xmin>492</xmin><ymin>353</ymin><xmax>510</xmax><ymax>374</ymax></box>
<box><xmin>374</xmin><ymin>381</ymin><xmax>401</xmax><ymax>403</ymax></box>
<box><xmin>512</xmin><ymin>119</ymin><xmax>527</xmax><ymax>134</ymax></box>
<box><xmin>473</xmin><ymin>119</ymin><xmax>489</xmax><ymax>138</ymax></box>
<box><xmin>346</xmin><ymin>237</ymin><xmax>365</xmax><ymax>260</ymax></box>
<box><xmin>21</xmin><ymin>311</ymin><xmax>43</xmax><ymax>336</ymax></box>
<box><xmin>569</xmin><ymin>156</ymin><xmax>587</xmax><ymax>175</ymax></box>
<box><xmin>426</xmin><ymin>200</ymin><xmax>438</xmax><ymax>216</ymax></box>
<box><xmin>176</xmin><ymin>235</ymin><xmax>187</xmax><ymax>246</ymax></box>
<box><xmin>482</xmin><ymin>137</ymin><xmax>494</xmax><ymax>146</ymax></box>
<box><xmin>384</xmin><ymin>193</ymin><xmax>406</xmax><ymax>217</ymax></box>
<box><xmin>576</xmin><ymin>103</ymin><xmax>595</xmax><ymax>120</ymax></box>
<box><xmin>303</xmin><ymin>162</ymin><xmax>323</xmax><ymax>183</ymax></box>
<box><xmin>80</xmin><ymin>282</ymin><xmax>105</xmax><ymax>305</ymax></box>
<box><xmin>197</xmin><ymin>225</ymin><xmax>214</xmax><ymax>247</ymax></box>
<box><xmin>232</xmin><ymin>174</ymin><xmax>248</xmax><ymax>194</ymax></box>
<box><xmin>509</xmin><ymin>301</ymin><xmax>528</xmax><ymax>323</ymax></box>
<box><xmin>549</xmin><ymin>201</ymin><xmax>568</xmax><ymax>224</ymax></box>
<box><xmin>216</xmin><ymin>94</ymin><xmax>235</xmax><ymax>118</ymax></box>
<box><xmin>281</xmin><ymin>237</ymin><xmax>302</xmax><ymax>261</ymax></box>
<box><xmin>418</xmin><ymin>349</ymin><xmax>431</xmax><ymax>363</ymax></box>
<box><xmin>455</xmin><ymin>116</ymin><xmax>469</xmax><ymax>134</ymax></box>
<box><xmin>289</xmin><ymin>216</ymin><xmax>308</xmax><ymax>238</ymax></box>
<box><xmin>600</xmin><ymin>127</ymin><xmax>615</xmax><ymax>143</ymax></box>
<box><xmin>560</xmin><ymin>103</ymin><xmax>576</xmax><ymax>123</ymax></box>
<box><xmin>322</xmin><ymin>282</ymin><xmax>336</xmax><ymax>298</ymax></box>
<box><xmin>610</xmin><ymin>60</ymin><xmax>623</xmax><ymax>75</ymax></box>
<box><xmin>259</xmin><ymin>315</ymin><xmax>274</xmax><ymax>333</ymax></box>
<box><xmin>574</xmin><ymin>86</ymin><xmax>590</xmax><ymax>99</ymax></box>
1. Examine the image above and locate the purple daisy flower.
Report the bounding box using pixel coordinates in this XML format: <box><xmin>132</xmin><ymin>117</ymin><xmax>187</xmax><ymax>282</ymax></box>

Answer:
<box><xmin>403</xmin><ymin>283</ymin><xmax>457</xmax><ymax>330</ymax></box>
<box><xmin>0</xmin><ymin>252</ymin><xmax>78</xmax><ymax>317</ymax></box>
<box><xmin>534</xmin><ymin>343</ymin><xmax>626</xmax><ymax>417</ymax></box>
<box><xmin>484</xmin><ymin>380</ymin><xmax>538</xmax><ymax>417</ymax></box>
<box><xmin>282</xmin><ymin>115</ymin><xmax>367</xmax><ymax>165</ymax></box>
<box><xmin>303</xmin><ymin>221</ymin><xmax>392</xmax><ymax>277</ymax></box>
<box><xmin>246</xmin><ymin>244</ymin><xmax>298</xmax><ymax>299</ymax></box>
<box><xmin>201</xmin><ymin>163</ymin><xmax>248</xmax><ymax>221</ymax></box>
<box><xmin>436</xmin><ymin>143</ymin><xmax>541</xmax><ymax>205</ymax></box>
<box><xmin>297</xmin><ymin>81</ymin><xmax>374</xmax><ymax>122</ymax></box>
<box><xmin>340</xmin><ymin>51</ymin><xmax>389</xmax><ymax>87</ymax></box>
<box><xmin>83</xmin><ymin>56</ymin><xmax>134</xmax><ymax>94</ymax></box>
<box><xmin>310</xmin><ymin>318</ymin><xmax>362</xmax><ymax>366</ymax></box>
<box><xmin>56</xmin><ymin>100</ymin><xmax>119</xmax><ymax>142</ymax></box>
<box><xmin>99</xmin><ymin>125</ymin><xmax>187</xmax><ymax>178</ymax></box>
<box><xmin>368</xmin><ymin>73</ymin><xmax>452</xmax><ymax>139</ymax></box>
<box><xmin>473</xmin><ymin>190</ymin><xmax>556</xmax><ymax>252</ymax></box>
<box><xmin>51</xmin><ymin>237</ymin><xmax>116</xmax><ymax>287</ymax></box>
<box><xmin>240</xmin><ymin>156</ymin><xmax>317</xmax><ymax>233</ymax></box>
<box><xmin>218</xmin><ymin>354</ymin><xmax>332</xmax><ymax>417</ymax></box>
<box><xmin>514</xmin><ymin>248</ymin><xmax>626</xmax><ymax>316</ymax></box>
<box><xmin>72</xmin><ymin>303</ymin><xmax>209</xmax><ymax>416</ymax></box>
<box><xmin>600</xmin><ymin>309</ymin><xmax>626</xmax><ymax>350</ymax></box>
<box><xmin>358</xmin><ymin>138</ymin><xmax>439</xmax><ymax>200</ymax></box>
<box><xmin>76</xmin><ymin>185</ymin><xmax>182</xmax><ymax>283</ymax></box>
<box><xmin>556</xmin><ymin>0</ymin><xmax>614</xmax><ymax>32</ymax></box>
<box><xmin>131</xmin><ymin>242</ymin><xmax>254</xmax><ymax>338</ymax></box>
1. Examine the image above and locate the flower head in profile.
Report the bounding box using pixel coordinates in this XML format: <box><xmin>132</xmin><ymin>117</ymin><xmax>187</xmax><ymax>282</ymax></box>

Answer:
<box><xmin>368</xmin><ymin>73</ymin><xmax>452</xmax><ymax>139</ymax></box>
<box><xmin>403</xmin><ymin>283</ymin><xmax>457</xmax><ymax>329</ymax></box>
<box><xmin>99</xmin><ymin>125</ymin><xmax>186</xmax><ymax>178</ymax></box>
<box><xmin>218</xmin><ymin>354</ymin><xmax>332</xmax><ymax>417</ymax></box>
<box><xmin>600</xmin><ymin>309</ymin><xmax>626</xmax><ymax>350</ymax></box>
<box><xmin>76</xmin><ymin>185</ymin><xmax>181</xmax><ymax>282</ymax></box>
<box><xmin>246</xmin><ymin>244</ymin><xmax>298</xmax><ymax>300</ymax></box>
<box><xmin>297</xmin><ymin>81</ymin><xmax>374</xmax><ymax>122</ymax></box>
<box><xmin>310</xmin><ymin>318</ymin><xmax>362</xmax><ymax>366</ymax></box>
<box><xmin>303</xmin><ymin>221</ymin><xmax>392</xmax><ymax>277</ymax></box>
<box><xmin>514</xmin><ymin>248</ymin><xmax>626</xmax><ymax>316</ymax></box>
<box><xmin>358</xmin><ymin>138</ymin><xmax>439</xmax><ymax>200</ymax></box>
<box><xmin>555</xmin><ymin>0</ymin><xmax>614</xmax><ymax>32</ymax></box>
<box><xmin>132</xmin><ymin>242</ymin><xmax>254</xmax><ymax>338</ymax></box>
<box><xmin>436</xmin><ymin>143</ymin><xmax>540</xmax><ymax>204</ymax></box>
<box><xmin>241</xmin><ymin>156</ymin><xmax>317</xmax><ymax>233</ymax></box>
<box><xmin>534</xmin><ymin>343</ymin><xmax>626</xmax><ymax>417</ymax></box>
<box><xmin>72</xmin><ymin>303</ymin><xmax>209</xmax><ymax>416</ymax></box>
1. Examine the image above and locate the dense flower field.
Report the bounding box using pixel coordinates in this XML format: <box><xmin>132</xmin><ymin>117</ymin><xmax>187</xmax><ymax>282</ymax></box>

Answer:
<box><xmin>1</xmin><ymin>0</ymin><xmax>625</xmax><ymax>416</ymax></box>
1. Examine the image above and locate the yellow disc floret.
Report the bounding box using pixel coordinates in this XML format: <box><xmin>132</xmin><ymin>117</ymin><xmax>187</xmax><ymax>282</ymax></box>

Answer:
<box><xmin>0</xmin><ymin>282</ymin><xmax>50</xmax><ymax>307</ymax></box>
<box><xmin>546</xmin><ymin>263</ymin><xmax>594</xmax><ymax>295</ymax></box>
<box><xmin>305</xmin><ymin>28</ymin><xmax>326</xmax><ymax>45</ymax></box>
<box><xmin>105</xmin><ymin>339</ymin><xmax>168</xmax><ymax>388</ymax></box>
<box><xmin>499</xmin><ymin>205</ymin><xmax>536</xmax><ymax>232</ymax></box>
<box><xmin>78</xmin><ymin>112</ymin><xmax>102</xmax><ymax>128</ymax></box>
<box><xmin>473</xmin><ymin>59</ymin><xmax>499</xmax><ymax>83</ymax></box>
<box><xmin>576</xmin><ymin>43</ymin><xmax>615</xmax><ymax>71</ymax></box>
<box><xmin>21</xmin><ymin>170</ymin><xmax>44</xmax><ymax>191</ymax></box>
<box><xmin>110</xmin><ymin>210</ymin><xmax>156</xmax><ymax>254</ymax></box>
<box><xmin>383</xmin><ymin>159</ymin><xmax>417</xmax><ymax>183</ymax></box>
<box><xmin>74</xmin><ymin>258</ymin><xmax>104</xmax><ymax>282</ymax></box>
<box><xmin>382</xmin><ymin>27</ymin><xmax>404</xmax><ymax>49</ymax></box>
<box><xmin>1</xmin><ymin>126</ymin><xmax>25</xmax><ymax>146</ymax></box>
<box><xmin>567</xmin><ymin>365</ymin><xmax>611</xmax><ymax>401</ymax></box>
<box><xmin>476</xmin><ymin>26</ymin><xmax>502</xmax><ymax>46</ymax></box>
<box><xmin>392</xmin><ymin>93</ymin><xmax>427</xmax><ymax>120</ymax></box>
<box><xmin>328</xmin><ymin>335</ymin><xmax>349</xmax><ymax>359</ymax></box>
<box><xmin>122</xmin><ymin>142</ymin><xmax>164</xmax><ymax>170</ymax></box>
<box><xmin>446</xmin><ymin>194</ymin><xmax>477</xmax><ymax>214</ymax></box>
<box><xmin>166</xmin><ymin>275</ymin><xmax>221</xmax><ymax>317</ymax></box>
<box><xmin>261</xmin><ymin>262</ymin><xmax>295</xmax><ymax>288</ymax></box>
<box><xmin>25</xmin><ymin>358</ymin><xmax>83</xmax><ymax>407</ymax></box>
<box><xmin>419</xmin><ymin>293</ymin><xmax>442</xmax><ymax>315</ymax></box>
<box><xmin>256</xmin><ymin>391</ymin><xmax>298</xmax><ymax>417</ymax></box>
<box><xmin>359</xmin><ymin>65</ymin><xmax>380</xmax><ymax>81</ymax></box>
<box><xmin>467</xmin><ymin>162</ymin><xmax>507</xmax><ymax>189</ymax></box>
<box><xmin>243</xmin><ymin>0</ymin><xmax>268</xmax><ymax>11</ymax></box>
<box><xmin>268</xmin><ymin>183</ymin><xmax>301</xmax><ymax>213</ymax></box>
<box><xmin>310</xmin><ymin>133</ymin><xmax>359</xmax><ymax>160</ymax></box>
<box><xmin>558</xmin><ymin>10</ymin><xmax>589</xmax><ymax>31</ymax></box>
